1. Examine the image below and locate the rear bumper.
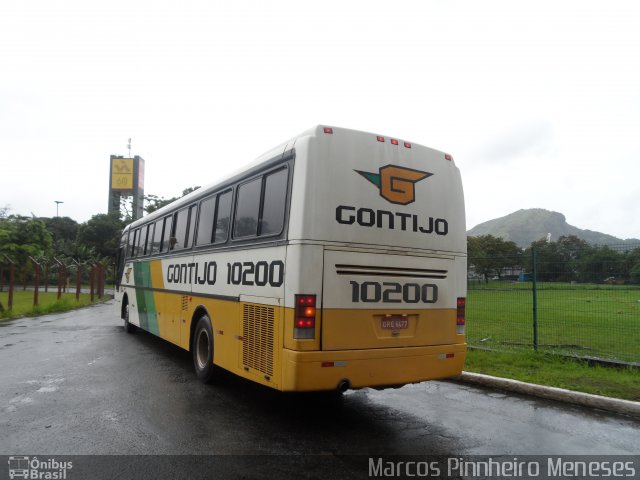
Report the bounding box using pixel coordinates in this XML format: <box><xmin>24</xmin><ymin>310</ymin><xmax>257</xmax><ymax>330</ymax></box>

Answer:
<box><xmin>281</xmin><ymin>343</ymin><xmax>466</xmax><ymax>392</ymax></box>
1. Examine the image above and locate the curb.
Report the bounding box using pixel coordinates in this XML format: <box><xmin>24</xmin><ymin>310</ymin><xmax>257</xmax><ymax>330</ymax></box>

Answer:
<box><xmin>453</xmin><ymin>372</ymin><xmax>640</xmax><ymax>419</ymax></box>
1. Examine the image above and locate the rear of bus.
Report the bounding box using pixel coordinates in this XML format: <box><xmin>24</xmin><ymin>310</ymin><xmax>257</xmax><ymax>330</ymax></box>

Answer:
<box><xmin>282</xmin><ymin>126</ymin><xmax>466</xmax><ymax>391</ymax></box>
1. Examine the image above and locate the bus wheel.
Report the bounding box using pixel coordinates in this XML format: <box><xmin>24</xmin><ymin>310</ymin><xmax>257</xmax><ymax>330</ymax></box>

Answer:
<box><xmin>123</xmin><ymin>301</ymin><xmax>135</xmax><ymax>333</ymax></box>
<box><xmin>192</xmin><ymin>315</ymin><xmax>218</xmax><ymax>383</ymax></box>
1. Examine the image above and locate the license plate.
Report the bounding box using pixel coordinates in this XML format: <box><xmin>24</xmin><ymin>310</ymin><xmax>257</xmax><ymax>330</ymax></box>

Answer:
<box><xmin>381</xmin><ymin>316</ymin><xmax>408</xmax><ymax>330</ymax></box>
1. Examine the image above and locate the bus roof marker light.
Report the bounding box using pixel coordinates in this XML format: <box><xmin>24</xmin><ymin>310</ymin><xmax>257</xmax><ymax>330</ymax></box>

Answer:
<box><xmin>376</xmin><ymin>136</ymin><xmax>385</xmax><ymax>142</ymax></box>
<box><xmin>445</xmin><ymin>153</ymin><xmax>453</xmax><ymax>161</ymax></box>
<box><xmin>391</xmin><ymin>139</ymin><xmax>399</xmax><ymax>146</ymax></box>
<box><xmin>404</xmin><ymin>142</ymin><xmax>411</xmax><ymax>148</ymax></box>
<box><xmin>324</xmin><ymin>127</ymin><xmax>333</xmax><ymax>134</ymax></box>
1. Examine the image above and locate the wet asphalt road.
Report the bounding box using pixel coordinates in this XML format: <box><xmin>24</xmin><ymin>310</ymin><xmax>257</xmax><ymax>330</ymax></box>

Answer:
<box><xmin>1</xmin><ymin>302</ymin><xmax>638</xmax><ymax>477</ymax></box>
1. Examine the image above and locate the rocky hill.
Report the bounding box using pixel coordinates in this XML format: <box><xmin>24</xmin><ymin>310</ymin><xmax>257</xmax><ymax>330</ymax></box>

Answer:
<box><xmin>467</xmin><ymin>208</ymin><xmax>638</xmax><ymax>248</ymax></box>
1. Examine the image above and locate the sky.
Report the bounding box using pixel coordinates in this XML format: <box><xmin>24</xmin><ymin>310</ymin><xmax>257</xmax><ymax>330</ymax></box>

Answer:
<box><xmin>1</xmin><ymin>0</ymin><xmax>639</xmax><ymax>239</ymax></box>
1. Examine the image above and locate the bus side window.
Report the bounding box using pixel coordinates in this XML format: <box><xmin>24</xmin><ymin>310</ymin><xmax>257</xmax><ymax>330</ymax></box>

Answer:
<box><xmin>131</xmin><ymin>229</ymin><xmax>140</xmax><ymax>257</ymax></box>
<box><xmin>260</xmin><ymin>168</ymin><xmax>287</xmax><ymax>236</ymax></box>
<box><xmin>172</xmin><ymin>208</ymin><xmax>189</xmax><ymax>250</ymax></box>
<box><xmin>144</xmin><ymin>223</ymin><xmax>154</xmax><ymax>255</ymax></box>
<box><xmin>185</xmin><ymin>204</ymin><xmax>197</xmax><ymax>248</ymax></box>
<box><xmin>125</xmin><ymin>230</ymin><xmax>134</xmax><ymax>259</ymax></box>
<box><xmin>161</xmin><ymin>215</ymin><xmax>173</xmax><ymax>252</ymax></box>
<box><xmin>234</xmin><ymin>178</ymin><xmax>261</xmax><ymax>238</ymax></box>
<box><xmin>151</xmin><ymin>219</ymin><xmax>163</xmax><ymax>254</ymax></box>
<box><xmin>138</xmin><ymin>225</ymin><xmax>148</xmax><ymax>257</ymax></box>
<box><xmin>196</xmin><ymin>196</ymin><xmax>216</xmax><ymax>245</ymax></box>
<box><xmin>214</xmin><ymin>191</ymin><xmax>232</xmax><ymax>243</ymax></box>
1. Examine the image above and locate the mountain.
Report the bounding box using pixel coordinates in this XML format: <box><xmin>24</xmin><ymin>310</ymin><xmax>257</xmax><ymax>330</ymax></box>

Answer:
<box><xmin>467</xmin><ymin>208</ymin><xmax>639</xmax><ymax>248</ymax></box>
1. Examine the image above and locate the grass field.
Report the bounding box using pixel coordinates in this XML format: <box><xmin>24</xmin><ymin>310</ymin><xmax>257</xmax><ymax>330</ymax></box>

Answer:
<box><xmin>464</xmin><ymin>348</ymin><xmax>640</xmax><ymax>401</ymax></box>
<box><xmin>466</xmin><ymin>281</ymin><xmax>640</xmax><ymax>363</ymax></box>
<box><xmin>0</xmin><ymin>290</ymin><xmax>108</xmax><ymax>319</ymax></box>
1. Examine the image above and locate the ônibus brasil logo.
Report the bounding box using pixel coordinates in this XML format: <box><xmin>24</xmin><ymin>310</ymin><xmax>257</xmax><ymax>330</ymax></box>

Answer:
<box><xmin>355</xmin><ymin>165</ymin><xmax>432</xmax><ymax>205</ymax></box>
<box><xmin>8</xmin><ymin>456</ymin><xmax>73</xmax><ymax>479</ymax></box>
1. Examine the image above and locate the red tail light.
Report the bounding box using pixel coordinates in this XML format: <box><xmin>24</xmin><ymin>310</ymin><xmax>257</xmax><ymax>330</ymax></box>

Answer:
<box><xmin>294</xmin><ymin>294</ymin><xmax>316</xmax><ymax>339</ymax></box>
<box><xmin>456</xmin><ymin>297</ymin><xmax>466</xmax><ymax>334</ymax></box>
<box><xmin>456</xmin><ymin>297</ymin><xmax>466</xmax><ymax>325</ymax></box>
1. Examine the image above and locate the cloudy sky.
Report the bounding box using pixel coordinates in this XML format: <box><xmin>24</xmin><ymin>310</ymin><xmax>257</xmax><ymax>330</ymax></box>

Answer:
<box><xmin>1</xmin><ymin>1</ymin><xmax>639</xmax><ymax>239</ymax></box>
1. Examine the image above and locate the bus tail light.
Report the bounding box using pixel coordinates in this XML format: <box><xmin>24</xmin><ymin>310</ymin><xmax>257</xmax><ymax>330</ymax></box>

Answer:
<box><xmin>456</xmin><ymin>297</ymin><xmax>466</xmax><ymax>334</ymax></box>
<box><xmin>294</xmin><ymin>294</ymin><xmax>316</xmax><ymax>339</ymax></box>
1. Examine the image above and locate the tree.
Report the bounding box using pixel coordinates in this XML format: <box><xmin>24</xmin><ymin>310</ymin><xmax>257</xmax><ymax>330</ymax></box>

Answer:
<box><xmin>0</xmin><ymin>215</ymin><xmax>53</xmax><ymax>264</ymax></box>
<box><xmin>579</xmin><ymin>246</ymin><xmax>625</xmax><ymax>283</ymax></box>
<box><xmin>75</xmin><ymin>213</ymin><xmax>125</xmax><ymax>263</ymax></box>
<box><xmin>143</xmin><ymin>194</ymin><xmax>173</xmax><ymax>214</ymax></box>
<box><xmin>555</xmin><ymin>235</ymin><xmax>593</xmax><ymax>282</ymax></box>
<box><xmin>0</xmin><ymin>216</ymin><xmax>53</xmax><ymax>285</ymax></box>
<box><xmin>523</xmin><ymin>239</ymin><xmax>565</xmax><ymax>281</ymax></box>
<box><xmin>467</xmin><ymin>235</ymin><xmax>522</xmax><ymax>282</ymax></box>
<box><xmin>39</xmin><ymin>216</ymin><xmax>80</xmax><ymax>258</ymax></box>
<box><xmin>144</xmin><ymin>186</ymin><xmax>200</xmax><ymax>214</ymax></box>
<box><xmin>625</xmin><ymin>248</ymin><xmax>640</xmax><ymax>284</ymax></box>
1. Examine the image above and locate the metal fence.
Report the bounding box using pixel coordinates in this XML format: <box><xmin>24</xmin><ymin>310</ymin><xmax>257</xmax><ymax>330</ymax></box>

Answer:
<box><xmin>0</xmin><ymin>256</ymin><xmax>110</xmax><ymax>312</ymax></box>
<box><xmin>467</xmin><ymin>244</ymin><xmax>640</xmax><ymax>364</ymax></box>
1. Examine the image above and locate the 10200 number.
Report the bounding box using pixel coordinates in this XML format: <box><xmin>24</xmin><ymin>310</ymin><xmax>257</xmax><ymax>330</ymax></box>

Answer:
<box><xmin>349</xmin><ymin>281</ymin><xmax>438</xmax><ymax>304</ymax></box>
<box><xmin>226</xmin><ymin>261</ymin><xmax>284</xmax><ymax>287</ymax></box>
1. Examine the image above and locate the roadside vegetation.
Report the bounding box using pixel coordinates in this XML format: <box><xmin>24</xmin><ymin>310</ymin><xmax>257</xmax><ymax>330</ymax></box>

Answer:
<box><xmin>464</xmin><ymin>348</ymin><xmax>640</xmax><ymax>402</ymax></box>
<box><xmin>0</xmin><ymin>291</ymin><xmax>110</xmax><ymax>320</ymax></box>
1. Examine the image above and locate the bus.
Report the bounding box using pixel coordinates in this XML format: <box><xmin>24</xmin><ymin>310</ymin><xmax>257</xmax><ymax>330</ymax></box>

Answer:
<box><xmin>114</xmin><ymin>125</ymin><xmax>466</xmax><ymax>392</ymax></box>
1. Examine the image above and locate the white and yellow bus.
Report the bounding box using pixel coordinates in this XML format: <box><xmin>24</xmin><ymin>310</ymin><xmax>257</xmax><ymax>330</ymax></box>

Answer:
<box><xmin>114</xmin><ymin>125</ymin><xmax>466</xmax><ymax>392</ymax></box>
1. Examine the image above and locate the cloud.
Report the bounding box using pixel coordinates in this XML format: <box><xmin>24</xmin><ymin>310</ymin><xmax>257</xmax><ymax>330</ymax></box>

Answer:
<box><xmin>476</xmin><ymin>121</ymin><xmax>556</xmax><ymax>164</ymax></box>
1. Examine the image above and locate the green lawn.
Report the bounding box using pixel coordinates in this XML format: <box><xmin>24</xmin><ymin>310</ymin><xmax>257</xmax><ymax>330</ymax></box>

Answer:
<box><xmin>0</xmin><ymin>290</ymin><xmax>108</xmax><ymax>319</ymax></box>
<box><xmin>464</xmin><ymin>348</ymin><xmax>640</xmax><ymax>401</ymax></box>
<box><xmin>466</xmin><ymin>282</ymin><xmax>640</xmax><ymax>363</ymax></box>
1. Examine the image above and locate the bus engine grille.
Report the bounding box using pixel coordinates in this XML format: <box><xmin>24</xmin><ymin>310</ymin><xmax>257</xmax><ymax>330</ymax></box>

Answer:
<box><xmin>242</xmin><ymin>304</ymin><xmax>275</xmax><ymax>377</ymax></box>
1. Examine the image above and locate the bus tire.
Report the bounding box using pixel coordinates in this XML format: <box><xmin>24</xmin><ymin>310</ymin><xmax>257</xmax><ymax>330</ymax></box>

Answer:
<box><xmin>192</xmin><ymin>315</ymin><xmax>218</xmax><ymax>383</ymax></box>
<box><xmin>123</xmin><ymin>300</ymin><xmax>136</xmax><ymax>333</ymax></box>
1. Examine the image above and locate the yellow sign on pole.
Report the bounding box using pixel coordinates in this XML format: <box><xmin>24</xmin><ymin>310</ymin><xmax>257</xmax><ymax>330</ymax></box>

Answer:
<box><xmin>111</xmin><ymin>158</ymin><xmax>134</xmax><ymax>191</ymax></box>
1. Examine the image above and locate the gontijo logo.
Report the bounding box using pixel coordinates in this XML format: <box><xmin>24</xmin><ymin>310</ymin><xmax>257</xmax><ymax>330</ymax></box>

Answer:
<box><xmin>355</xmin><ymin>165</ymin><xmax>433</xmax><ymax>205</ymax></box>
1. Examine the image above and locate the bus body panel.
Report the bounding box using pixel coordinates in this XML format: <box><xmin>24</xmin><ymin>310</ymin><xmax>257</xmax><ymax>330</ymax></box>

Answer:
<box><xmin>288</xmin><ymin>127</ymin><xmax>466</xmax><ymax>254</ymax></box>
<box><xmin>282</xmin><ymin>343</ymin><xmax>466</xmax><ymax>391</ymax></box>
